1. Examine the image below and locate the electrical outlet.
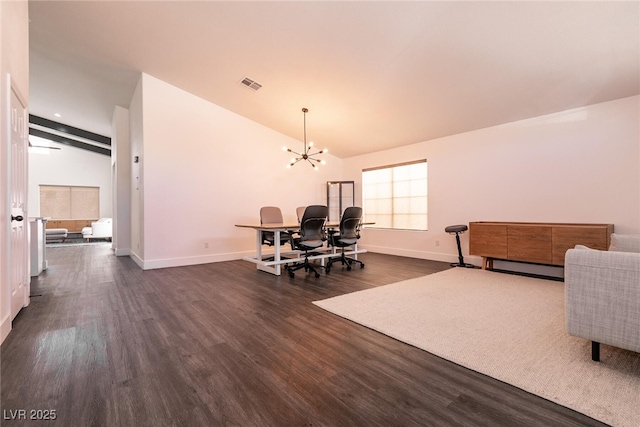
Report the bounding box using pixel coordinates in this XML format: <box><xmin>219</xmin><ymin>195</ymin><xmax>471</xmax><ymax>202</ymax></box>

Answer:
<box><xmin>204</xmin><ymin>242</ymin><xmax>209</xmax><ymax>249</ymax></box>
<box><xmin>435</xmin><ymin>240</ymin><xmax>440</xmax><ymax>247</ymax></box>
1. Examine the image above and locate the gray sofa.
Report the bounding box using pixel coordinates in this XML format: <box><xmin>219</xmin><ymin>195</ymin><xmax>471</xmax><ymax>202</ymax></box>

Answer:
<box><xmin>565</xmin><ymin>233</ymin><xmax>640</xmax><ymax>361</ymax></box>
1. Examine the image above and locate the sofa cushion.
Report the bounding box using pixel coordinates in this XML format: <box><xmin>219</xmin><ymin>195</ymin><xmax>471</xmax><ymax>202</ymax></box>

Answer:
<box><xmin>609</xmin><ymin>233</ymin><xmax>640</xmax><ymax>253</ymax></box>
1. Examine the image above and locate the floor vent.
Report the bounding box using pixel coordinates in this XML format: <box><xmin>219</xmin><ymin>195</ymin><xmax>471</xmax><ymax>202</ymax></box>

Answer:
<box><xmin>239</xmin><ymin>76</ymin><xmax>262</xmax><ymax>91</ymax></box>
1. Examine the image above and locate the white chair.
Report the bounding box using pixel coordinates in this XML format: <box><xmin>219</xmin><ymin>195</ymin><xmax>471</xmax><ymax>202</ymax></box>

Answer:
<box><xmin>260</xmin><ymin>207</ymin><xmax>289</xmax><ymax>247</ymax></box>
<box><xmin>82</xmin><ymin>218</ymin><xmax>112</xmax><ymax>241</ymax></box>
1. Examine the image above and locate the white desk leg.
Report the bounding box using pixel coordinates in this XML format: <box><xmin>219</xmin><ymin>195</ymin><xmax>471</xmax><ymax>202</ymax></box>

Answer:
<box><xmin>256</xmin><ymin>230</ymin><xmax>263</xmax><ymax>261</ymax></box>
<box><xmin>256</xmin><ymin>229</ymin><xmax>283</xmax><ymax>276</ymax></box>
<box><xmin>273</xmin><ymin>230</ymin><xmax>282</xmax><ymax>275</ymax></box>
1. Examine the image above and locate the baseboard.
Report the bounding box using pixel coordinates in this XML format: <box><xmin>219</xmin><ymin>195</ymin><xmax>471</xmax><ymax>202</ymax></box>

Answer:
<box><xmin>360</xmin><ymin>244</ymin><xmax>481</xmax><ymax>266</ymax></box>
<box><xmin>136</xmin><ymin>251</ymin><xmax>253</xmax><ymax>270</ymax></box>
<box><xmin>114</xmin><ymin>247</ymin><xmax>130</xmax><ymax>257</ymax></box>
<box><xmin>0</xmin><ymin>313</ymin><xmax>12</xmax><ymax>345</ymax></box>
<box><xmin>127</xmin><ymin>247</ymin><xmax>482</xmax><ymax>271</ymax></box>
<box><xmin>129</xmin><ymin>251</ymin><xmax>144</xmax><ymax>269</ymax></box>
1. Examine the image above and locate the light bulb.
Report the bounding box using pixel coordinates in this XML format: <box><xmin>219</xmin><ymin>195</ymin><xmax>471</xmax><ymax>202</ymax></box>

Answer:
<box><xmin>282</xmin><ymin>146</ymin><xmax>288</xmax><ymax>151</ymax></box>
<box><xmin>290</xmin><ymin>158</ymin><xmax>296</xmax><ymax>163</ymax></box>
<box><xmin>320</xmin><ymin>160</ymin><xmax>326</xmax><ymax>165</ymax></box>
<box><xmin>322</xmin><ymin>148</ymin><xmax>328</xmax><ymax>153</ymax></box>
<box><xmin>286</xmin><ymin>164</ymin><xmax>291</xmax><ymax>169</ymax></box>
<box><xmin>309</xmin><ymin>141</ymin><xmax>314</xmax><ymax>147</ymax></box>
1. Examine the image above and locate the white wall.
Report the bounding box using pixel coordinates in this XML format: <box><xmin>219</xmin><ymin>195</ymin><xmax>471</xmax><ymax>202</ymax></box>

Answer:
<box><xmin>27</xmin><ymin>136</ymin><xmax>112</xmax><ymax>219</ymax></box>
<box><xmin>344</xmin><ymin>96</ymin><xmax>640</xmax><ymax>266</ymax></box>
<box><xmin>133</xmin><ymin>73</ymin><xmax>342</xmax><ymax>269</ymax></box>
<box><xmin>1</xmin><ymin>0</ymin><xmax>29</xmax><ymax>344</ymax></box>
<box><xmin>125</xmin><ymin>74</ymin><xmax>637</xmax><ymax>272</ymax></box>
<box><xmin>129</xmin><ymin>78</ymin><xmax>143</xmax><ymax>263</ymax></box>
<box><xmin>112</xmin><ymin>105</ymin><xmax>130</xmax><ymax>256</ymax></box>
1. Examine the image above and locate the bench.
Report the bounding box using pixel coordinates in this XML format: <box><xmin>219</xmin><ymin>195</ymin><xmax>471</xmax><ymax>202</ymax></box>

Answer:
<box><xmin>45</xmin><ymin>228</ymin><xmax>68</xmax><ymax>243</ymax></box>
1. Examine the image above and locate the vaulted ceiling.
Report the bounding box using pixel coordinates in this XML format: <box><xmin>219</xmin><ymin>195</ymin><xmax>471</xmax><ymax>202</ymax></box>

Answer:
<box><xmin>28</xmin><ymin>1</ymin><xmax>639</xmax><ymax>158</ymax></box>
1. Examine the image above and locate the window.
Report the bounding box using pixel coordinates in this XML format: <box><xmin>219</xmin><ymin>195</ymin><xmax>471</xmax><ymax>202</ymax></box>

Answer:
<box><xmin>40</xmin><ymin>185</ymin><xmax>100</xmax><ymax>219</ymax></box>
<box><xmin>362</xmin><ymin>160</ymin><xmax>427</xmax><ymax>230</ymax></box>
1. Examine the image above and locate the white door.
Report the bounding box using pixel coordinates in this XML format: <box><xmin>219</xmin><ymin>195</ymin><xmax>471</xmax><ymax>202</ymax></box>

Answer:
<box><xmin>9</xmin><ymin>84</ymin><xmax>29</xmax><ymax>320</ymax></box>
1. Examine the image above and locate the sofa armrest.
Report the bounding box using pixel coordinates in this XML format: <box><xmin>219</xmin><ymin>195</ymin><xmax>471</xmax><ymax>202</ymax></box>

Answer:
<box><xmin>565</xmin><ymin>247</ymin><xmax>640</xmax><ymax>353</ymax></box>
<box><xmin>90</xmin><ymin>222</ymin><xmax>112</xmax><ymax>238</ymax></box>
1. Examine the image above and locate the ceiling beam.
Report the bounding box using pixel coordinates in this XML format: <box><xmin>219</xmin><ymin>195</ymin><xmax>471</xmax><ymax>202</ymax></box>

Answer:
<box><xmin>28</xmin><ymin>128</ymin><xmax>111</xmax><ymax>156</ymax></box>
<box><xmin>29</xmin><ymin>115</ymin><xmax>111</xmax><ymax>146</ymax></box>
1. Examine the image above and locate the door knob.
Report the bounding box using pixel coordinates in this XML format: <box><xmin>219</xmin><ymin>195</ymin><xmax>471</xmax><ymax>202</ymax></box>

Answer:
<box><xmin>11</xmin><ymin>215</ymin><xmax>24</xmax><ymax>222</ymax></box>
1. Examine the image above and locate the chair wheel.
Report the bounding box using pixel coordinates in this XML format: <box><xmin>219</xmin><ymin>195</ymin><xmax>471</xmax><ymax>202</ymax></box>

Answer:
<box><xmin>325</xmin><ymin>267</ymin><xmax>331</xmax><ymax>274</ymax></box>
<box><xmin>360</xmin><ymin>263</ymin><xmax>365</xmax><ymax>268</ymax></box>
<box><xmin>289</xmin><ymin>271</ymin><xmax>295</xmax><ymax>278</ymax></box>
<box><xmin>347</xmin><ymin>265</ymin><xmax>352</xmax><ymax>271</ymax></box>
<box><xmin>315</xmin><ymin>272</ymin><xmax>320</xmax><ymax>278</ymax></box>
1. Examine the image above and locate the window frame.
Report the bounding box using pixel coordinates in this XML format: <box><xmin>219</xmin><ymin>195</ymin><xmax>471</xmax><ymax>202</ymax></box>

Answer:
<box><xmin>39</xmin><ymin>184</ymin><xmax>100</xmax><ymax>220</ymax></box>
<box><xmin>362</xmin><ymin>159</ymin><xmax>428</xmax><ymax>231</ymax></box>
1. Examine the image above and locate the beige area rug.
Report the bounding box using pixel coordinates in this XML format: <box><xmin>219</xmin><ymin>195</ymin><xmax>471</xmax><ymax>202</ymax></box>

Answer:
<box><xmin>313</xmin><ymin>268</ymin><xmax>640</xmax><ymax>427</ymax></box>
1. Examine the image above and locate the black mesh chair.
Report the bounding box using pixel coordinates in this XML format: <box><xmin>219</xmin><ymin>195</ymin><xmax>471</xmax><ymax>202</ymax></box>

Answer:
<box><xmin>325</xmin><ymin>206</ymin><xmax>365</xmax><ymax>273</ymax></box>
<box><xmin>287</xmin><ymin>205</ymin><xmax>328</xmax><ymax>278</ymax></box>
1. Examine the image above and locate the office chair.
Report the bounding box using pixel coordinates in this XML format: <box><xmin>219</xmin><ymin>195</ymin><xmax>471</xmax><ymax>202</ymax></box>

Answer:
<box><xmin>325</xmin><ymin>206</ymin><xmax>365</xmax><ymax>273</ymax></box>
<box><xmin>296</xmin><ymin>206</ymin><xmax>307</xmax><ymax>224</ymax></box>
<box><xmin>260</xmin><ymin>206</ymin><xmax>290</xmax><ymax>253</ymax></box>
<box><xmin>286</xmin><ymin>205</ymin><xmax>328</xmax><ymax>278</ymax></box>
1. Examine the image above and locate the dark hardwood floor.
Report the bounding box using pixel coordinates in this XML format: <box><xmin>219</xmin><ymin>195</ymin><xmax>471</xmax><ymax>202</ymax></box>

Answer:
<box><xmin>1</xmin><ymin>245</ymin><xmax>606</xmax><ymax>426</ymax></box>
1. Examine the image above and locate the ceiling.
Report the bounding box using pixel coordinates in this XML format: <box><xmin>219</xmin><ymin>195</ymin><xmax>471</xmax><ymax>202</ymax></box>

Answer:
<box><xmin>28</xmin><ymin>1</ymin><xmax>639</xmax><ymax>159</ymax></box>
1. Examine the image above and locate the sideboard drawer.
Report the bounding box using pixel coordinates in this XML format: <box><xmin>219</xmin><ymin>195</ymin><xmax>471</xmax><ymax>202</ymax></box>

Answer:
<box><xmin>470</xmin><ymin>222</ymin><xmax>613</xmax><ymax>269</ymax></box>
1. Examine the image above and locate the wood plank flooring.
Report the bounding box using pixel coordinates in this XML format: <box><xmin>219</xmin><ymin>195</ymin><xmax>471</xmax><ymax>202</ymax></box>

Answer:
<box><xmin>1</xmin><ymin>245</ymin><xmax>606</xmax><ymax>426</ymax></box>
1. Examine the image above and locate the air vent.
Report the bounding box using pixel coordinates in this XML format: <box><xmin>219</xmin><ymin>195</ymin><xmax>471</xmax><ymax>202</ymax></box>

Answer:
<box><xmin>239</xmin><ymin>76</ymin><xmax>262</xmax><ymax>91</ymax></box>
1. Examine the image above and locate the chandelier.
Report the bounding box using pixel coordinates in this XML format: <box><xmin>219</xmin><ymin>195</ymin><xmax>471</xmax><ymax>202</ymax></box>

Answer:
<box><xmin>283</xmin><ymin>108</ymin><xmax>328</xmax><ymax>170</ymax></box>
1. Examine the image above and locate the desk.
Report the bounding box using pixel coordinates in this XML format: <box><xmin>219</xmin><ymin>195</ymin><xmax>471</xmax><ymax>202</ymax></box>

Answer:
<box><xmin>235</xmin><ymin>222</ymin><xmax>369</xmax><ymax>276</ymax></box>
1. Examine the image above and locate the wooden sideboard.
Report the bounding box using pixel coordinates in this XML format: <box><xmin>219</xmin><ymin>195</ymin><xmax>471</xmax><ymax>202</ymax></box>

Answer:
<box><xmin>469</xmin><ymin>222</ymin><xmax>614</xmax><ymax>269</ymax></box>
<box><xmin>45</xmin><ymin>219</ymin><xmax>97</xmax><ymax>233</ymax></box>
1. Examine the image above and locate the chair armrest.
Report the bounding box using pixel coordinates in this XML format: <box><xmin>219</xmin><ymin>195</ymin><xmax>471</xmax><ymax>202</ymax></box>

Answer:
<box><xmin>326</xmin><ymin>229</ymin><xmax>337</xmax><ymax>246</ymax></box>
<box><xmin>91</xmin><ymin>222</ymin><xmax>112</xmax><ymax>238</ymax></box>
<box><xmin>288</xmin><ymin>231</ymin><xmax>300</xmax><ymax>250</ymax></box>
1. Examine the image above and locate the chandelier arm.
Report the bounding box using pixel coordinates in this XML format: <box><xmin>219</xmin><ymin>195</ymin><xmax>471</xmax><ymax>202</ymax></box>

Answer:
<box><xmin>287</xmin><ymin>148</ymin><xmax>303</xmax><ymax>156</ymax></box>
<box><xmin>285</xmin><ymin>107</ymin><xmax>326</xmax><ymax>169</ymax></box>
<box><xmin>287</xmin><ymin>158</ymin><xmax>302</xmax><ymax>168</ymax></box>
